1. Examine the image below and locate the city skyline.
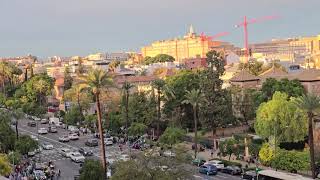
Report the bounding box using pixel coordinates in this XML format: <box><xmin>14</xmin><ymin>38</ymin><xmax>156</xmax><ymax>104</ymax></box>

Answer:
<box><xmin>0</xmin><ymin>0</ymin><xmax>319</xmax><ymax>57</ymax></box>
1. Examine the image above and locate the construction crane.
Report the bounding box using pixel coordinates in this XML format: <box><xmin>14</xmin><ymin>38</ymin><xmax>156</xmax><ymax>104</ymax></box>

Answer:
<box><xmin>235</xmin><ymin>15</ymin><xmax>279</xmax><ymax>63</ymax></box>
<box><xmin>199</xmin><ymin>32</ymin><xmax>230</xmax><ymax>57</ymax></box>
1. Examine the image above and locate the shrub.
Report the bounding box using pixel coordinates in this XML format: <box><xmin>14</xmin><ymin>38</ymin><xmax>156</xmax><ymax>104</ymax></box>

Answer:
<box><xmin>271</xmin><ymin>149</ymin><xmax>310</xmax><ymax>172</ymax></box>
<box><xmin>258</xmin><ymin>142</ymin><xmax>274</xmax><ymax>166</ymax></box>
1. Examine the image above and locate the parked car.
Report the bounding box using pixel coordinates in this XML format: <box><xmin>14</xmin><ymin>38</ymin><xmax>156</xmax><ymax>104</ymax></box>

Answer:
<box><xmin>69</xmin><ymin>133</ymin><xmax>79</xmax><ymax>140</ymax></box>
<box><xmin>119</xmin><ymin>154</ymin><xmax>130</xmax><ymax>162</ymax></box>
<box><xmin>33</xmin><ymin>170</ymin><xmax>47</xmax><ymax>180</ymax></box>
<box><xmin>192</xmin><ymin>144</ymin><xmax>205</xmax><ymax>151</ymax></box>
<box><xmin>205</xmin><ymin>160</ymin><xmax>224</xmax><ymax>170</ymax></box>
<box><xmin>27</xmin><ymin>121</ymin><xmax>36</xmax><ymax>127</ymax></box>
<box><xmin>79</xmin><ymin>147</ymin><xmax>93</xmax><ymax>156</ymax></box>
<box><xmin>38</xmin><ymin>128</ymin><xmax>48</xmax><ymax>134</ymax></box>
<box><xmin>85</xmin><ymin>139</ymin><xmax>98</xmax><ymax>147</ymax></box>
<box><xmin>60</xmin><ymin>148</ymin><xmax>73</xmax><ymax>157</ymax></box>
<box><xmin>199</xmin><ymin>164</ymin><xmax>218</xmax><ymax>176</ymax></box>
<box><xmin>33</xmin><ymin>117</ymin><xmax>41</xmax><ymax>121</ymax></box>
<box><xmin>242</xmin><ymin>170</ymin><xmax>257</xmax><ymax>180</ymax></box>
<box><xmin>221</xmin><ymin>165</ymin><xmax>242</xmax><ymax>175</ymax></box>
<box><xmin>192</xmin><ymin>158</ymin><xmax>206</xmax><ymax>166</ymax></box>
<box><xmin>48</xmin><ymin>126</ymin><xmax>57</xmax><ymax>133</ymax></box>
<box><xmin>41</xmin><ymin>142</ymin><xmax>53</xmax><ymax>150</ymax></box>
<box><xmin>40</xmin><ymin>119</ymin><xmax>48</xmax><ymax>124</ymax></box>
<box><xmin>163</xmin><ymin>150</ymin><xmax>176</xmax><ymax>157</ymax></box>
<box><xmin>104</xmin><ymin>138</ymin><xmax>113</xmax><ymax>146</ymax></box>
<box><xmin>70</xmin><ymin>152</ymin><xmax>85</xmax><ymax>163</ymax></box>
<box><xmin>59</xmin><ymin>135</ymin><xmax>70</xmax><ymax>142</ymax></box>
<box><xmin>28</xmin><ymin>150</ymin><xmax>36</xmax><ymax>157</ymax></box>
<box><xmin>31</xmin><ymin>135</ymin><xmax>39</xmax><ymax>141</ymax></box>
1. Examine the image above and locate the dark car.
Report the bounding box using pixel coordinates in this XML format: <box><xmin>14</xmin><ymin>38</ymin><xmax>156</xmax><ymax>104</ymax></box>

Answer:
<box><xmin>242</xmin><ymin>170</ymin><xmax>257</xmax><ymax>180</ymax></box>
<box><xmin>199</xmin><ymin>164</ymin><xmax>218</xmax><ymax>176</ymax></box>
<box><xmin>27</xmin><ymin>121</ymin><xmax>37</xmax><ymax>127</ymax></box>
<box><xmin>79</xmin><ymin>147</ymin><xmax>93</xmax><ymax>156</ymax></box>
<box><xmin>221</xmin><ymin>165</ymin><xmax>242</xmax><ymax>175</ymax></box>
<box><xmin>85</xmin><ymin>139</ymin><xmax>98</xmax><ymax>147</ymax></box>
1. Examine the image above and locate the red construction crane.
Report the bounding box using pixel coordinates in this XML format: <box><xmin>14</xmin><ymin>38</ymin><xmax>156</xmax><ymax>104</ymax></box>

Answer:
<box><xmin>235</xmin><ymin>15</ymin><xmax>279</xmax><ymax>63</ymax></box>
<box><xmin>199</xmin><ymin>31</ymin><xmax>230</xmax><ymax>57</ymax></box>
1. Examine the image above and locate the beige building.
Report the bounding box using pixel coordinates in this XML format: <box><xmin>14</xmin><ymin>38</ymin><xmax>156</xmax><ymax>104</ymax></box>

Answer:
<box><xmin>141</xmin><ymin>25</ymin><xmax>223</xmax><ymax>61</ymax></box>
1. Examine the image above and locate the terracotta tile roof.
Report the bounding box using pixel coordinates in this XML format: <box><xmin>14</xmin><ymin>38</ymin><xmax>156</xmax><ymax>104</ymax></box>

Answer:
<box><xmin>294</xmin><ymin>68</ymin><xmax>320</xmax><ymax>81</ymax></box>
<box><xmin>55</xmin><ymin>77</ymin><xmax>64</xmax><ymax>86</ymax></box>
<box><xmin>158</xmin><ymin>68</ymin><xmax>176</xmax><ymax>78</ymax></box>
<box><xmin>259</xmin><ymin>66</ymin><xmax>288</xmax><ymax>80</ymax></box>
<box><xmin>229</xmin><ymin>69</ymin><xmax>260</xmax><ymax>82</ymax></box>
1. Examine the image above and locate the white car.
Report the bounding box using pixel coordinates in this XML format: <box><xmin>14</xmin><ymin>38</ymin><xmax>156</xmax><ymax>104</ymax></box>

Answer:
<box><xmin>70</xmin><ymin>152</ymin><xmax>85</xmax><ymax>163</ymax></box>
<box><xmin>163</xmin><ymin>150</ymin><xmax>176</xmax><ymax>157</ymax></box>
<box><xmin>69</xmin><ymin>133</ymin><xmax>79</xmax><ymax>140</ymax></box>
<box><xmin>60</xmin><ymin>148</ymin><xmax>73</xmax><ymax>157</ymax></box>
<box><xmin>38</xmin><ymin>128</ymin><xmax>48</xmax><ymax>134</ymax></box>
<box><xmin>41</xmin><ymin>142</ymin><xmax>53</xmax><ymax>150</ymax></box>
<box><xmin>31</xmin><ymin>135</ymin><xmax>39</xmax><ymax>141</ymax></box>
<box><xmin>34</xmin><ymin>117</ymin><xmax>41</xmax><ymax>121</ymax></box>
<box><xmin>204</xmin><ymin>160</ymin><xmax>225</xmax><ymax>170</ymax></box>
<box><xmin>104</xmin><ymin>138</ymin><xmax>113</xmax><ymax>146</ymax></box>
<box><xmin>119</xmin><ymin>154</ymin><xmax>130</xmax><ymax>161</ymax></box>
<box><xmin>59</xmin><ymin>135</ymin><xmax>70</xmax><ymax>142</ymax></box>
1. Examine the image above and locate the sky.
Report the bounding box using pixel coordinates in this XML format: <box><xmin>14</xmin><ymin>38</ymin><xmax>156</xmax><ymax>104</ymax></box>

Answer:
<box><xmin>0</xmin><ymin>0</ymin><xmax>319</xmax><ymax>57</ymax></box>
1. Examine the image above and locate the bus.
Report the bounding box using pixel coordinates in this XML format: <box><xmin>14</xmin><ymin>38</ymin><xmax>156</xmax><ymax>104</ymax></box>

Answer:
<box><xmin>258</xmin><ymin>169</ymin><xmax>312</xmax><ymax>180</ymax></box>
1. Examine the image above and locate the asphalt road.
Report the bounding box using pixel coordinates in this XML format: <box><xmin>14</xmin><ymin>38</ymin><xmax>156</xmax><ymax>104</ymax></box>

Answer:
<box><xmin>17</xmin><ymin>119</ymin><xmax>242</xmax><ymax>180</ymax></box>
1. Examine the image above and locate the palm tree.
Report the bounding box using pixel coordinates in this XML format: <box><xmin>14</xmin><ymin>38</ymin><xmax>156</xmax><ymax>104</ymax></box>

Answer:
<box><xmin>121</xmin><ymin>81</ymin><xmax>134</xmax><ymax>143</ymax></box>
<box><xmin>182</xmin><ymin>89</ymin><xmax>205</xmax><ymax>158</ymax></box>
<box><xmin>79</xmin><ymin>68</ymin><xmax>113</xmax><ymax>176</ymax></box>
<box><xmin>11</xmin><ymin>109</ymin><xmax>24</xmax><ymax>139</ymax></box>
<box><xmin>34</xmin><ymin>79</ymin><xmax>49</xmax><ymax>106</ymax></box>
<box><xmin>294</xmin><ymin>94</ymin><xmax>320</xmax><ymax>179</ymax></box>
<box><xmin>151</xmin><ymin>79</ymin><xmax>165</xmax><ymax>137</ymax></box>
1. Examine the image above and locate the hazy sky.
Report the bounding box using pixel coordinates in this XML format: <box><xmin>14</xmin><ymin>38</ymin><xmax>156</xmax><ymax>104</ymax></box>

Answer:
<box><xmin>1</xmin><ymin>0</ymin><xmax>319</xmax><ymax>57</ymax></box>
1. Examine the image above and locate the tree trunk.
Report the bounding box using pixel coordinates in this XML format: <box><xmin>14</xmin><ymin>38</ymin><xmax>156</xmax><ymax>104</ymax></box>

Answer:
<box><xmin>24</xmin><ymin>68</ymin><xmax>28</xmax><ymax>82</ymax></box>
<box><xmin>157</xmin><ymin>88</ymin><xmax>161</xmax><ymax>137</ymax></box>
<box><xmin>77</xmin><ymin>90</ymin><xmax>82</xmax><ymax>125</ymax></box>
<box><xmin>212</xmin><ymin>128</ymin><xmax>216</xmax><ymax>150</ymax></box>
<box><xmin>308</xmin><ymin>112</ymin><xmax>316</xmax><ymax>179</ymax></box>
<box><xmin>125</xmin><ymin>90</ymin><xmax>130</xmax><ymax>156</ymax></box>
<box><xmin>193</xmin><ymin>105</ymin><xmax>198</xmax><ymax>159</ymax></box>
<box><xmin>95</xmin><ymin>93</ymin><xmax>106</xmax><ymax>177</ymax></box>
<box><xmin>15</xmin><ymin>121</ymin><xmax>19</xmax><ymax>139</ymax></box>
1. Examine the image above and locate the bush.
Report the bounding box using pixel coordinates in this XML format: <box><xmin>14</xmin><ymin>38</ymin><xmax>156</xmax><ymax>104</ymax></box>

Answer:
<box><xmin>258</xmin><ymin>142</ymin><xmax>274</xmax><ymax>166</ymax></box>
<box><xmin>15</xmin><ymin>135</ymin><xmax>38</xmax><ymax>155</ymax></box>
<box><xmin>271</xmin><ymin>149</ymin><xmax>310</xmax><ymax>172</ymax></box>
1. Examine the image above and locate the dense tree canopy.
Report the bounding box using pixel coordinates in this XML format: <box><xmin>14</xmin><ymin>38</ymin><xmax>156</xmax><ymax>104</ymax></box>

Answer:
<box><xmin>144</xmin><ymin>54</ymin><xmax>175</xmax><ymax>65</ymax></box>
<box><xmin>15</xmin><ymin>135</ymin><xmax>38</xmax><ymax>155</ymax></box>
<box><xmin>255</xmin><ymin>91</ymin><xmax>308</xmax><ymax>143</ymax></box>
<box><xmin>0</xmin><ymin>154</ymin><xmax>12</xmax><ymax>176</ymax></box>
<box><xmin>0</xmin><ymin>110</ymin><xmax>15</xmax><ymax>153</ymax></box>
<box><xmin>160</xmin><ymin>127</ymin><xmax>185</xmax><ymax>147</ymax></box>
<box><xmin>80</xmin><ymin>159</ymin><xmax>104</xmax><ymax>180</ymax></box>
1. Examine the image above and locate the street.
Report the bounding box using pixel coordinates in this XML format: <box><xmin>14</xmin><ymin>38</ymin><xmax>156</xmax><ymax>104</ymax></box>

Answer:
<box><xmin>18</xmin><ymin>119</ymin><xmax>242</xmax><ymax>180</ymax></box>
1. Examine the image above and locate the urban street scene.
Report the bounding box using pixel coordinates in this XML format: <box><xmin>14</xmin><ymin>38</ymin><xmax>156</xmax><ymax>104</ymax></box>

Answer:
<box><xmin>1</xmin><ymin>0</ymin><xmax>320</xmax><ymax>180</ymax></box>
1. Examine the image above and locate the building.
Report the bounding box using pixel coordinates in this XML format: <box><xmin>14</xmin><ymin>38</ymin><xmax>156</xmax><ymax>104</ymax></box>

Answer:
<box><xmin>106</xmin><ymin>52</ymin><xmax>130</xmax><ymax>62</ymax></box>
<box><xmin>141</xmin><ymin>25</ymin><xmax>224</xmax><ymax>61</ymax></box>
<box><xmin>184</xmin><ymin>57</ymin><xmax>207</xmax><ymax>70</ymax></box>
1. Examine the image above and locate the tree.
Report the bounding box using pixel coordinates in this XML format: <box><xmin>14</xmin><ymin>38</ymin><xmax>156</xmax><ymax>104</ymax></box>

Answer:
<box><xmin>0</xmin><ymin>110</ymin><xmax>16</xmax><ymax>153</ymax></box>
<box><xmin>79</xmin><ymin>68</ymin><xmax>113</xmax><ymax>176</ymax></box>
<box><xmin>199</xmin><ymin>50</ymin><xmax>234</xmax><ymax>149</ymax></box>
<box><xmin>8</xmin><ymin>151</ymin><xmax>22</xmax><ymax>166</ymax></box>
<box><xmin>255</xmin><ymin>92</ymin><xmax>308</xmax><ymax>144</ymax></box>
<box><xmin>0</xmin><ymin>154</ymin><xmax>12</xmax><ymax>176</ymax></box>
<box><xmin>159</xmin><ymin>127</ymin><xmax>185</xmax><ymax>148</ymax></box>
<box><xmin>64</xmin><ymin>106</ymin><xmax>84</xmax><ymax>125</ymax></box>
<box><xmin>122</xmin><ymin>81</ymin><xmax>134</xmax><ymax>142</ymax></box>
<box><xmin>164</xmin><ymin>70</ymin><xmax>200</xmax><ymax>128</ymax></box>
<box><xmin>108</xmin><ymin>60</ymin><xmax>120</xmax><ymax>72</ymax></box>
<box><xmin>15</xmin><ymin>135</ymin><xmax>38</xmax><ymax>155</ymax></box>
<box><xmin>182</xmin><ymin>89</ymin><xmax>205</xmax><ymax>158</ymax></box>
<box><xmin>128</xmin><ymin>122</ymin><xmax>147</xmax><ymax>137</ymax></box>
<box><xmin>238</xmin><ymin>60</ymin><xmax>264</xmax><ymax>75</ymax></box>
<box><xmin>151</xmin><ymin>79</ymin><xmax>165</xmax><ymax>137</ymax></box>
<box><xmin>10</xmin><ymin>108</ymin><xmax>24</xmax><ymax>139</ymax></box>
<box><xmin>259</xmin><ymin>142</ymin><xmax>275</xmax><ymax>166</ymax></box>
<box><xmin>231</xmin><ymin>87</ymin><xmax>256</xmax><ymax>124</ymax></box>
<box><xmin>80</xmin><ymin>159</ymin><xmax>104</xmax><ymax>180</ymax></box>
<box><xmin>294</xmin><ymin>93</ymin><xmax>320</xmax><ymax>178</ymax></box>
<box><xmin>64</xmin><ymin>66</ymin><xmax>73</xmax><ymax>90</ymax></box>
<box><xmin>258</xmin><ymin>78</ymin><xmax>305</xmax><ymax>103</ymax></box>
<box><xmin>218</xmin><ymin>138</ymin><xmax>238</xmax><ymax>160</ymax></box>
<box><xmin>144</xmin><ymin>54</ymin><xmax>175</xmax><ymax>65</ymax></box>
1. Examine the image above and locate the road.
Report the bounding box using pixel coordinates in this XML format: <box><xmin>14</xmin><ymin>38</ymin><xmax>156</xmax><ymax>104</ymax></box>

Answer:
<box><xmin>18</xmin><ymin>119</ymin><xmax>242</xmax><ymax>180</ymax></box>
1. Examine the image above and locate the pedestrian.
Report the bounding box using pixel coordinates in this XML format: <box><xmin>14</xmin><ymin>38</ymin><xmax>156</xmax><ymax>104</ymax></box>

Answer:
<box><xmin>210</xmin><ymin>149</ymin><xmax>214</xmax><ymax>158</ymax></box>
<box><xmin>57</xmin><ymin>169</ymin><xmax>61</xmax><ymax>177</ymax></box>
